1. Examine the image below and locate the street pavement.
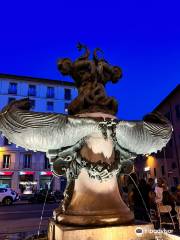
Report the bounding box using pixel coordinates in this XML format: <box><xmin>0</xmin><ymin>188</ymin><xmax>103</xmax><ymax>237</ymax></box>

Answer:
<box><xmin>0</xmin><ymin>202</ymin><xmax>58</xmax><ymax>239</ymax></box>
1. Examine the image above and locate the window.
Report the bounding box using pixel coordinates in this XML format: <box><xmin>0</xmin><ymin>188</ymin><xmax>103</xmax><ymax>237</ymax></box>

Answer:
<box><xmin>44</xmin><ymin>156</ymin><xmax>50</xmax><ymax>169</ymax></box>
<box><xmin>64</xmin><ymin>103</ymin><xmax>69</xmax><ymax>113</ymax></box>
<box><xmin>64</xmin><ymin>89</ymin><xmax>71</xmax><ymax>100</ymax></box>
<box><xmin>154</xmin><ymin>168</ymin><xmax>156</xmax><ymax>177</ymax></box>
<box><xmin>3</xmin><ymin>155</ymin><xmax>11</xmax><ymax>169</ymax></box>
<box><xmin>47</xmin><ymin>87</ymin><xmax>54</xmax><ymax>98</ymax></box>
<box><xmin>30</xmin><ymin>99</ymin><xmax>35</xmax><ymax>110</ymax></box>
<box><xmin>23</xmin><ymin>154</ymin><xmax>32</xmax><ymax>168</ymax></box>
<box><xmin>19</xmin><ymin>174</ymin><xmax>33</xmax><ymax>182</ymax></box>
<box><xmin>3</xmin><ymin>137</ymin><xmax>12</xmax><ymax>145</ymax></box>
<box><xmin>164</xmin><ymin>112</ymin><xmax>171</xmax><ymax>121</ymax></box>
<box><xmin>47</xmin><ymin>101</ymin><xmax>54</xmax><ymax>111</ymax></box>
<box><xmin>156</xmin><ymin>150</ymin><xmax>164</xmax><ymax>159</ymax></box>
<box><xmin>8</xmin><ymin>97</ymin><xmax>16</xmax><ymax>104</ymax></box>
<box><xmin>0</xmin><ymin>189</ymin><xmax>7</xmax><ymax>193</ymax></box>
<box><xmin>161</xmin><ymin>166</ymin><xmax>165</xmax><ymax>176</ymax></box>
<box><xmin>173</xmin><ymin>177</ymin><xmax>179</xmax><ymax>186</ymax></box>
<box><xmin>172</xmin><ymin>162</ymin><xmax>177</xmax><ymax>169</ymax></box>
<box><xmin>28</xmin><ymin>85</ymin><xmax>36</xmax><ymax>96</ymax></box>
<box><xmin>175</xmin><ymin>105</ymin><xmax>180</xmax><ymax>119</ymax></box>
<box><xmin>8</xmin><ymin>82</ymin><xmax>17</xmax><ymax>94</ymax></box>
<box><xmin>169</xmin><ymin>139</ymin><xmax>173</xmax><ymax>147</ymax></box>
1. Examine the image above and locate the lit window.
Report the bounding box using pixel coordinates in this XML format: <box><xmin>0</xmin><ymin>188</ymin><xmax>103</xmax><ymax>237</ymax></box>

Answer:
<box><xmin>47</xmin><ymin>87</ymin><xmax>54</xmax><ymax>98</ymax></box>
<box><xmin>47</xmin><ymin>101</ymin><xmax>54</xmax><ymax>111</ymax></box>
<box><xmin>8</xmin><ymin>97</ymin><xmax>16</xmax><ymax>104</ymax></box>
<box><xmin>28</xmin><ymin>85</ymin><xmax>36</xmax><ymax>96</ymax></box>
<box><xmin>8</xmin><ymin>82</ymin><xmax>17</xmax><ymax>94</ymax></box>
<box><xmin>23</xmin><ymin>154</ymin><xmax>32</xmax><ymax>169</ymax></box>
<box><xmin>3</xmin><ymin>155</ymin><xmax>11</xmax><ymax>169</ymax></box>
<box><xmin>64</xmin><ymin>89</ymin><xmax>71</xmax><ymax>100</ymax></box>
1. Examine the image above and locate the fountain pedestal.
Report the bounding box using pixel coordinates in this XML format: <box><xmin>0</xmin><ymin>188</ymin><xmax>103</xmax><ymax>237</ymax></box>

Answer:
<box><xmin>54</xmin><ymin>169</ymin><xmax>134</xmax><ymax>226</ymax></box>
<box><xmin>49</xmin><ymin>137</ymin><xmax>135</xmax><ymax>240</ymax></box>
<box><xmin>48</xmin><ymin>221</ymin><xmax>155</xmax><ymax>240</ymax></box>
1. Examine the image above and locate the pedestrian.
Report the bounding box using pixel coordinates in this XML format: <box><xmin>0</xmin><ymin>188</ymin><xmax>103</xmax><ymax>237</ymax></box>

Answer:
<box><xmin>174</xmin><ymin>185</ymin><xmax>180</xmax><ymax>206</ymax></box>
<box><xmin>147</xmin><ymin>178</ymin><xmax>155</xmax><ymax>192</ymax></box>
<box><xmin>155</xmin><ymin>178</ymin><xmax>164</xmax><ymax>204</ymax></box>
<box><xmin>162</xmin><ymin>184</ymin><xmax>175</xmax><ymax>210</ymax></box>
<box><xmin>161</xmin><ymin>183</ymin><xmax>178</xmax><ymax>227</ymax></box>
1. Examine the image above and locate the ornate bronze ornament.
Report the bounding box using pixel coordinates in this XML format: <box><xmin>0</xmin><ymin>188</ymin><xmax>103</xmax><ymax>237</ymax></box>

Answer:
<box><xmin>58</xmin><ymin>43</ymin><xmax>122</xmax><ymax>115</ymax></box>
<box><xmin>0</xmin><ymin>44</ymin><xmax>173</xmax><ymax>226</ymax></box>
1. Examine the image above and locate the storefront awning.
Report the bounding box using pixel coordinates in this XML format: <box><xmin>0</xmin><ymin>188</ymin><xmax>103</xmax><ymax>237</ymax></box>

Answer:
<box><xmin>19</xmin><ymin>171</ymin><xmax>34</xmax><ymax>175</ymax></box>
<box><xmin>40</xmin><ymin>171</ymin><xmax>52</xmax><ymax>176</ymax></box>
<box><xmin>0</xmin><ymin>171</ymin><xmax>13</xmax><ymax>176</ymax></box>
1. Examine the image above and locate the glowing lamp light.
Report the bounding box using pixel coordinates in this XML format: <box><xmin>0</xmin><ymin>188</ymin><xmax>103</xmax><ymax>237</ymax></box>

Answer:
<box><xmin>146</xmin><ymin>155</ymin><xmax>156</xmax><ymax>168</ymax></box>
<box><xmin>40</xmin><ymin>171</ymin><xmax>52</xmax><ymax>176</ymax></box>
<box><xmin>144</xmin><ymin>166</ymin><xmax>150</xmax><ymax>172</ymax></box>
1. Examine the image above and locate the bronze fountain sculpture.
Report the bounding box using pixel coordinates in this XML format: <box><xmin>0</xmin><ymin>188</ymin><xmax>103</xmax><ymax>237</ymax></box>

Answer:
<box><xmin>0</xmin><ymin>44</ymin><xmax>172</xmax><ymax>239</ymax></box>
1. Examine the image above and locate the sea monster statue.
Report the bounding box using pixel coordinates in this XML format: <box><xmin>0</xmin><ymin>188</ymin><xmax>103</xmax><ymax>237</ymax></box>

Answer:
<box><xmin>0</xmin><ymin>43</ymin><xmax>172</xmax><ymax>226</ymax></box>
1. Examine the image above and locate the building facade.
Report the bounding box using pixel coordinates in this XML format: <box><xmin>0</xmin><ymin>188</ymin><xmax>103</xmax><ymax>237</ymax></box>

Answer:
<box><xmin>0</xmin><ymin>73</ymin><xmax>77</xmax><ymax>193</ymax></box>
<box><xmin>135</xmin><ymin>85</ymin><xmax>180</xmax><ymax>187</ymax></box>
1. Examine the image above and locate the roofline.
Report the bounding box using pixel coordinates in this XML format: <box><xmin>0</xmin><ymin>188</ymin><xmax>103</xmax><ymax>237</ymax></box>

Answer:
<box><xmin>153</xmin><ymin>84</ymin><xmax>180</xmax><ymax>112</ymax></box>
<box><xmin>0</xmin><ymin>73</ymin><xmax>75</xmax><ymax>87</ymax></box>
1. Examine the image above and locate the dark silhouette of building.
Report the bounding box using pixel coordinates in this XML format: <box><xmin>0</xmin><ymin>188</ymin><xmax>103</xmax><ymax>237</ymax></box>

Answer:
<box><xmin>135</xmin><ymin>85</ymin><xmax>180</xmax><ymax>187</ymax></box>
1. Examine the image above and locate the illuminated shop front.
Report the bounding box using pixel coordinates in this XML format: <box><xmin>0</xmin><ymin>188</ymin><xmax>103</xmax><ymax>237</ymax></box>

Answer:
<box><xmin>39</xmin><ymin>171</ymin><xmax>53</xmax><ymax>190</ymax></box>
<box><xmin>0</xmin><ymin>171</ymin><xmax>13</xmax><ymax>188</ymax></box>
<box><xmin>19</xmin><ymin>171</ymin><xmax>37</xmax><ymax>193</ymax></box>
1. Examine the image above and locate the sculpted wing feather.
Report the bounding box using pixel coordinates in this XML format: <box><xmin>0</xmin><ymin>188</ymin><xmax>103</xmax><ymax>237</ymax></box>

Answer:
<box><xmin>0</xmin><ymin>98</ymin><xmax>100</xmax><ymax>152</ymax></box>
<box><xmin>116</xmin><ymin>113</ymin><xmax>173</xmax><ymax>155</ymax></box>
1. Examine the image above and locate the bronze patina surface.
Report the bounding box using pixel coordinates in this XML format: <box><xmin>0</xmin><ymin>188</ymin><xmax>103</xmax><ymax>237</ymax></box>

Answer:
<box><xmin>0</xmin><ymin>44</ymin><xmax>173</xmax><ymax>228</ymax></box>
<box><xmin>57</xmin><ymin>43</ymin><xmax>122</xmax><ymax>115</ymax></box>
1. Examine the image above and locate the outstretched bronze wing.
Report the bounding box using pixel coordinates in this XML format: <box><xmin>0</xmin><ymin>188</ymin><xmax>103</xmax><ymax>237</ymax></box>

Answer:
<box><xmin>116</xmin><ymin>113</ymin><xmax>172</xmax><ymax>155</ymax></box>
<box><xmin>0</xmin><ymin>98</ymin><xmax>100</xmax><ymax>152</ymax></box>
<box><xmin>0</xmin><ymin>98</ymin><xmax>172</xmax><ymax>157</ymax></box>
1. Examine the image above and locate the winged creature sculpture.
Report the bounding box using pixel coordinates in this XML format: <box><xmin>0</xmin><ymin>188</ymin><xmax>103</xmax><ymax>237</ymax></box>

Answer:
<box><xmin>0</xmin><ymin>44</ymin><xmax>173</xmax><ymax>226</ymax></box>
<box><xmin>0</xmin><ymin>98</ymin><xmax>172</xmax><ymax>176</ymax></box>
<box><xmin>0</xmin><ymin>98</ymin><xmax>172</xmax><ymax>157</ymax></box>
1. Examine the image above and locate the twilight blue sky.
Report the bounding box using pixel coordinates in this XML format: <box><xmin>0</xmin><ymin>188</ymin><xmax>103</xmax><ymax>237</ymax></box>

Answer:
<box><xmin>0</xmin><ymin>1</ymin><xmax>180</xmax><ymax>119</ymax></box>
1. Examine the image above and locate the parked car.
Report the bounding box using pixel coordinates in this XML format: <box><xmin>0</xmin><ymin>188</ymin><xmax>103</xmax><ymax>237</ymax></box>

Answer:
<box><xmin>28</xmin><ymin>190</ymin><xmax>56</xmax><ymax>203</ymax></box>
<box><xmin>0</xmin><ymin>188</ymin><xmax>18</xmax><ymax>205</ymax></box>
